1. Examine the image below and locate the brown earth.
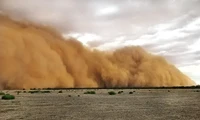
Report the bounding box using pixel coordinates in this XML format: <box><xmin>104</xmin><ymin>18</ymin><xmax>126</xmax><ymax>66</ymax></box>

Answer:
<box><xmin>0</xmin><ymin>89</ymin><xmax>200</xmax><ymax>120</ymax></box>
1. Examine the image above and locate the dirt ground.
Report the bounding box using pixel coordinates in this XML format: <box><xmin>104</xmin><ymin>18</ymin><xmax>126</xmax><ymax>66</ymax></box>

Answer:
<box><xmin>0</xmin><ymin>89</ymin><xmax>200</xmax><ymax>120</ymax></box>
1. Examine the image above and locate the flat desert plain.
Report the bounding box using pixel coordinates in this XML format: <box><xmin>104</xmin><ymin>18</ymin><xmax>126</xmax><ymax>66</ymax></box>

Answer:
<box><xmin>0</xmin><ymin>89</ymin><xmax>200</xmax><ymax>120</ymax></box>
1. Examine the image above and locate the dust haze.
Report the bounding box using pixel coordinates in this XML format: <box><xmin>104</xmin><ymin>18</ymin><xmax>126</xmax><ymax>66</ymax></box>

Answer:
<box><xmin>0</xmin><ymin>15</ymin><xmax>195</xmax><ymax>89</ymax></box>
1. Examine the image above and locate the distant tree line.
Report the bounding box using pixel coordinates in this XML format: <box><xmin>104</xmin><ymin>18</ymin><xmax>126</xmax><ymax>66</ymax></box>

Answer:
<box><xmin>26</xmin><ymin>85</ymin><xmax>200</xmax><ymax>90</ymax></box>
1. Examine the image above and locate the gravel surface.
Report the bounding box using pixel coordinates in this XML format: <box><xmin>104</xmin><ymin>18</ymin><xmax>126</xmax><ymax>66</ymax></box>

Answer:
<box><xmin>0</xmin><ymin>89</ymin><xmax>200</xmax><ymax>120</ymax></box>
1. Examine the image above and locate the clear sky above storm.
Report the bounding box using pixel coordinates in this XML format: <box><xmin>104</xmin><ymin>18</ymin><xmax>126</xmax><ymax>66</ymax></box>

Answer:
<box><xmin>0</xmin><ymin>0</ymin><xmax>199</xmax><ymax>84</ymax></box>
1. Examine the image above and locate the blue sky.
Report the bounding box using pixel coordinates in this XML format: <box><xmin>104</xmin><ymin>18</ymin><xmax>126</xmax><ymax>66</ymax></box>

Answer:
<box><xmin>0</xmin><ymin>0</ymin><xmax>199</xmax><ymax>84</ymax></box>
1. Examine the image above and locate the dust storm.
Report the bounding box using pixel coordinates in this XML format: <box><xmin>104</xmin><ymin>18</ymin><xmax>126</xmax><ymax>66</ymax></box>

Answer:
<box><xmin>0</xmin><ymin>15</ymin><xmax>195</xmax><ymax>89</ymax></box>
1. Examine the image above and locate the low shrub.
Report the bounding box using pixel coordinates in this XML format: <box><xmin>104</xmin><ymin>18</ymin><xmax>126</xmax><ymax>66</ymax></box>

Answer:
<box><xmin>68</xmin><ymin>95</ymin><xmax>71</xmax><ymax>97</ymax></box>
<box><xmin>84</xmin><ymin>91</ymin><xmax>96</xmax><ymax>94</ymax></box>
<box><xmin>2</xmin><ymin>94</ymin><xmax>15</xmax><ymax>100</ymax></box>
<box><xmin>28</xmin><ymin>90</ymin><xmax>51</xmax><ymax>94</ymax></box>
<box><xmin>108</xmin><ymin>91</ymin><xmax>116</xmax><ymax>95</ymax></box>
<box><xmin>194</xmin><ymin>90</ymin><xmax>200</xmax><ymax>92</ymax></box>
<box><xmin>0</xmin><ymin>92</ymin><xmax>5</xmax><ymax>96</ymax></box>
<box><xmin>129</xmin><ymin>92</ymin><xmax>133</xmax><ymax>94</ymax></box>
<box><xmin>16</xmin><ymin>91</ymin><xmax>21</xmax><ymax>95</ymax></box>
<box><xmin>118</xmin><ymin>91</ymin><xmax>123</xmax><ymax>94</ymax></box>
<box><xmin>28</xmin><ymin>90</ymin><xmax>40</xmax><ymax>94</ymax></box>
<box><xmin>58</xmin><ymin>90</ymin><xmax>63</xmax><ymax>93</ymax></box>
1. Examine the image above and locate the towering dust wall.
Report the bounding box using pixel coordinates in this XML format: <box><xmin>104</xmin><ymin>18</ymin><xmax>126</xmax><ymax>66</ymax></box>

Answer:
<box><xmin>0</xmin><ymin>15</ymin><xmax>195</xmax><ymax>89</ymax></box>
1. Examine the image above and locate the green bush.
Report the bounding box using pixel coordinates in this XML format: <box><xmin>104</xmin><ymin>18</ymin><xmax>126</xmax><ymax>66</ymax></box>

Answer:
<box><xmin>90</xmin><ymin>91</ymin><xmax>96</xmax><ymax>94</ymax></box>
<box><xmin>2</xmin><ymin>94</ymin><xmax>15</xmax><ymax>100</ymax></box>
<box><xmin>108</xmin><ymin>91</ymin><xmax>116</xmax><ymax>95</ymax></box>
<box><xmin>84</xmin><ymin>91</ymin><xmax>96</xmax><ymax>94</ymax></box>
<box><xmin>0</xmin><ymin>92</ymin><xmax>5</xmax><ymax>96</ymax></box>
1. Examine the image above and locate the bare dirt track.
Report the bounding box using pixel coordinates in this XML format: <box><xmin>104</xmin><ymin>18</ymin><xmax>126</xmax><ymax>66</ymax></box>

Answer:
<box><xmin>0</xmin><ymin>89</ymin><xmax>200</xmax><ymax>120</ymax></box>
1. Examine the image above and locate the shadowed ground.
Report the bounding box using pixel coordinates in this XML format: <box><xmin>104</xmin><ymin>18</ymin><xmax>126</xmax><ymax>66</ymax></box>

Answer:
<box><xmin>0</xmin><ymin>89</ymin><xmax>200</xmax><ymax>120</ymax></box>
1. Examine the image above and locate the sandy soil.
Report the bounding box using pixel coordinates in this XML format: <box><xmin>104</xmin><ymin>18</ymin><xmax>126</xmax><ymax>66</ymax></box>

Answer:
<box><xmin>0</xmin><ymin>89</ymin><xmax>200</xmax><ymax>120</ymax></box>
